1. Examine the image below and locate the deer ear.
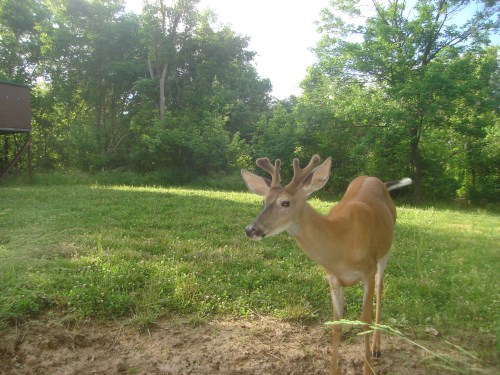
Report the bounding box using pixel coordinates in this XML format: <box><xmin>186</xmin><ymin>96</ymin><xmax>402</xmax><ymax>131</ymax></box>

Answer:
<box><xmin>300</xmin><ymin>157</ymin><xmax>331</xmax><ymax>196</ymax></box>
<box><xmin>241</xmin><ymin>169</ymin><xmax>271</xmax><ymax>197</ymax></box>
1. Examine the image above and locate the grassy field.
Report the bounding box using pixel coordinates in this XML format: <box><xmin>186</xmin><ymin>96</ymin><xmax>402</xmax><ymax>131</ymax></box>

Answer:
<box><xmin>1</xmin><ymin>174</ymin><xmax>499</xmax><ymax>365</ymax></box>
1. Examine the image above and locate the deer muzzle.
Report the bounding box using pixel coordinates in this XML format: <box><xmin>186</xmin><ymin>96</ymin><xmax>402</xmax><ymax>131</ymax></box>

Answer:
<box><xmin>245</xmin><ymin>223</ymin><xmax>265</xmax><ymax>240</ymax></box>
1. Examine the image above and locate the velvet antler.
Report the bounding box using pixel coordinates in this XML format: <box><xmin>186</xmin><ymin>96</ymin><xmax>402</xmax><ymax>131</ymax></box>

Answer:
<box><xmin>256</xmin><ymin>157</ymin><xmax>281</xmax><ymax>188</ymax></box>
<box><xmin>285</xmin><ymin>154</ymin><xmax>321</xmax><ymax>191</ymax></box>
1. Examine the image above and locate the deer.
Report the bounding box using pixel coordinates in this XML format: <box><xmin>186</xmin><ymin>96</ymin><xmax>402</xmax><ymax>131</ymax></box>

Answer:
<box><xmin>241</xmin><ymin>154</ymin><xmax>412</xmax><ymax>375</ymax></box>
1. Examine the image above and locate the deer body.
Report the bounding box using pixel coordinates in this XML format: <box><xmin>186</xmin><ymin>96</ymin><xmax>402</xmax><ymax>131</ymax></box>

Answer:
<box><xmin>242</xmin><ymin>155</ymin><xmax>411</xmax><ymax>375</ymax></box>
<box><xmin>294</xmin><ymin>177</ymin><xmax>395</xmax><ymax>285</ymax></box>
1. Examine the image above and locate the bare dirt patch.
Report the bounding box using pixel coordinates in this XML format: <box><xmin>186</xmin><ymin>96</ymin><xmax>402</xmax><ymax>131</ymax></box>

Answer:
<box><xmin>0</xmin><ymin>316</ymin><xmax>494</xmax><ymax>375</ymax></box>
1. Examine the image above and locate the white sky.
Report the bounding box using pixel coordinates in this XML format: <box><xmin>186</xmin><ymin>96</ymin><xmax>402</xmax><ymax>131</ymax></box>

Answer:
<box><xmin>197</xmin><ymin>0</ymin><xmax>327</xmax><ymax>99</ymax></box>
<box><xmin>125</xmin><ymin>0</ymin><xmax>327</xmax><ymax>99</ymax></box>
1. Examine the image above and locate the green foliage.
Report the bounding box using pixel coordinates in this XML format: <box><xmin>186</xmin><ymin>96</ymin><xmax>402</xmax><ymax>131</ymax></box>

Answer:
<box><xmin>303</xmin><ymin>0</ymin><xmax>499</xmax><ymax>202</ymax></box>
<box><xmin>227</xmin><ymin>132</ymin><xmax>253</xmax><ymax>171</ymax></box>
<box><xmin>252</xmin><ymin>104</ymin><xmax>299</xmax><ymax>174</ymax></box>
<box><xmin>0</xmin><ymin>0</ymin><xmax>48</xmax><ymax>82</ymax></box>
<box><xmin>134</xmin><ymin>111</ymin><xmax>230</xmax><ymax>176</ymax></box>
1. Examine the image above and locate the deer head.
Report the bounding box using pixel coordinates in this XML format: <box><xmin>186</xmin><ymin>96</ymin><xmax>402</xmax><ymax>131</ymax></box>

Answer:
<box><xmin>241</xmin><ymin>154</ymin><xmax>332</xmax><ymax>240</ymax></box>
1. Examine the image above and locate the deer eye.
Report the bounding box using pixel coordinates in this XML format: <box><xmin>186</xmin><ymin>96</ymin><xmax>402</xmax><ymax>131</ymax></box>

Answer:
<box><xmin>280</xmin><ymin>200</ymin><xmax>291</xmax><ymax>207</ymax></box>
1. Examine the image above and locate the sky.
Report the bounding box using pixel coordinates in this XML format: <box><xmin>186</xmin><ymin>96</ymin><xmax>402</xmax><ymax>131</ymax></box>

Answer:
<box><xmin>125</xmin><ymin>0</ymin><xmax>328</xmax><ymax>99</ymax></box>
<box><xmin>195</xmin><ymin>0</ymin><xmax>328</xmax><ymax>99</ymax></box>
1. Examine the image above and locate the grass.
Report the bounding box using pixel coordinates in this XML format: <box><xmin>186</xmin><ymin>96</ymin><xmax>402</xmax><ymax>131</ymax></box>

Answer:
<box><xmin>0</xmin><ymin>174</ymin><xmax>499</xmax><ymax>366</ymax></box>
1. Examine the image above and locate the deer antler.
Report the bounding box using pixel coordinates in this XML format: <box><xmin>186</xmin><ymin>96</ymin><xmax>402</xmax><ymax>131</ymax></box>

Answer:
<box><xmin>256</xmin><ymin>157</ymin><xmax>281</xmax><ymax>188</ymax></box>
<box><xmin>285</xmin><ymin>154</ymin><xmax>321</xmax><ymax>191</ymax></box>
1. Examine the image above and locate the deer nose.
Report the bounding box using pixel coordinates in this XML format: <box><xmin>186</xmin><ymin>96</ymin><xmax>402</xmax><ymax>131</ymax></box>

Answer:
<box><xmin>245</xmin><ymin>224</ymin><xmax>262</xmax><ymax>239</ymax></box>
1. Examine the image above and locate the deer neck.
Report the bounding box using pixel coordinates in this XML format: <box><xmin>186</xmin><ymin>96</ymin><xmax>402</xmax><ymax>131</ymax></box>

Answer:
<box><xmin>288</xmin><ymin>203</ymin><xmax>344</xmax><ymax>270</ymax></box>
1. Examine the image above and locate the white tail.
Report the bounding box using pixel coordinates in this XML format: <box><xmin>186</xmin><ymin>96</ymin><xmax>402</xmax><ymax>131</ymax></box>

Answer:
<box><xmin>242</xmin><ymin>155</ymin><xmax>411</xmax><ymax>375</ymax></box>
<box><xmin>385</xmin><ymin>177</ymin><xmax>413</xmax><ymax>191</ymax></box>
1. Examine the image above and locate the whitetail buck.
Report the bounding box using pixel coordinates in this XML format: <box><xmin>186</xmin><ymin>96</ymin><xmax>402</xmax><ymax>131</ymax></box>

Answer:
<box><xmin>241</xmin><ymin>155</ymin><xmax>411</xmax><ymax>375</ymax></box>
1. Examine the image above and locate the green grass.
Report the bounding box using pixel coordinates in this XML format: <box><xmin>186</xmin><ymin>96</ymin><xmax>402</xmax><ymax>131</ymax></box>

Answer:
<box><xmin>0</xmin><ymin>176</ymin><xmax>499</xmax><ymax>365</ymax></box>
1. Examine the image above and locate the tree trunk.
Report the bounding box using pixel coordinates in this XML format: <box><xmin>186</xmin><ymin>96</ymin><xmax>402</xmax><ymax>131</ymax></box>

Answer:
<box><xmin>159</xmin><ymin>61</ymin><xmax>168</xmax><ymax>121</ymax></box>
<box><xmin>410</xmin><ymin>125</ymin><xmax>423</xmax><ymax>204</ymax></box>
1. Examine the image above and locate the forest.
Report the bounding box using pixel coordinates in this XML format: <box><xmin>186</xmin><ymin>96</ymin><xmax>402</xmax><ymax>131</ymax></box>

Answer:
<box><xmin>1</xmin><ymin>0</ymin><xmax>499</xmax><ymax>203</ymax></box>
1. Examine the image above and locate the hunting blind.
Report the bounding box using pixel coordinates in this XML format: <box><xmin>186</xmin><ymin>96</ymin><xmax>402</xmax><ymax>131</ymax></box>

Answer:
<box><xmin>0</xmin><ymin>81</ymin><xmax>32</xmax><ymax>180</ymax></box>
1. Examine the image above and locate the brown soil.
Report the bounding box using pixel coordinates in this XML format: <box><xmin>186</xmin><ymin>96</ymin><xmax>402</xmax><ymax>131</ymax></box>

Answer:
<box><xmin>0</xmin><ymin>316</ymin><xmax>495</xmax><ymax>375</ymax></box>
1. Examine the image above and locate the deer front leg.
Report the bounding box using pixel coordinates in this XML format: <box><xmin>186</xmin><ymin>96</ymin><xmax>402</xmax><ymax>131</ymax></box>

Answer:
<box><xmin>328</xmin><ymin>276</ymin><xmax>345</xmax><ymax>375</ymax></box>
<box><xmin>361</xmin><ymin>277</ymin><xmax>375</xmax><ymax>375</ymax></box>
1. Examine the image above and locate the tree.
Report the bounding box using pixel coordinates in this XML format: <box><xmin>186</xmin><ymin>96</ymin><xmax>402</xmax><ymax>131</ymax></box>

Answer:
<box><xmin>0</xmin><ymin>0</ymin><xmax>49</xmax><ymax>83</ymax></box>
<box><xmin>141</xmin><ymin>0</ymin><xmax>199</xmax><ymax>121</ymax></box>
<box><xmin>442</xmin><ymin>47</ymin><xmax>499</xmax><ymax>202</ymax></box>
<box><xmin>314</xmin><ymin>0</ymin><xmax>499</xmax><ymax>202</ymax></box>
<box><xmin>131</xmin><ymin>8</ymin><xmax>271</xmax><ymax>175</ymax></box>
<box><xmin>298</xmin><ymin>67</ymin><xmax>405</xmax><ymax>192</ymax></box>
<box><xmin>35</xmin><ymin>0</ymin><xmax>145</xmax><ymax>169</ymax></box>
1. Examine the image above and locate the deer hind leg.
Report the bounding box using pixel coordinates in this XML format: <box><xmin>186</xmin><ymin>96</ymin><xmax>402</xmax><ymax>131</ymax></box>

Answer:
<box><xmin>372</xmin><ymin>253</ymin><xmax>390</xmax><ymax>359</ymax></box>
<box><xmin>328</xmin><ymin>276</ymin><xmax>345</xmax><ymax>375</ymax></box>
<box><xmin>361</xmin><ymin>277</ymin><xmax>375</xmax><ymax>375</ymax></box>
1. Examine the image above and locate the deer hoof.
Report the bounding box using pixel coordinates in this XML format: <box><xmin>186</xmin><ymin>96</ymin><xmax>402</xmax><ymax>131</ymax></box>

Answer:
<box><xmin>372</xmin><ymin>350</ymin><xmax>381</xmax><ymax>359</ymax></box>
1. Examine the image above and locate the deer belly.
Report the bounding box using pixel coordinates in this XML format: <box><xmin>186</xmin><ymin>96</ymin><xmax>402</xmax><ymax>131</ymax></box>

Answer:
<box><xmin>326</xmin><ymin>269</ymin><xmax>365</xmax><ymax>287</ymax></box>
<box><xmin>340</xmin><ymin>271</ymin><xmax>365</xmax><ymax>286</ymax></box>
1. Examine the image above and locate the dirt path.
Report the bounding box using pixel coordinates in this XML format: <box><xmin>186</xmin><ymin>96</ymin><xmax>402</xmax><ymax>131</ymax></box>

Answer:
<box><xmin>0</xmin><ymin>316</ymin><xmax>493</xmax><ymax>374</ymax></box>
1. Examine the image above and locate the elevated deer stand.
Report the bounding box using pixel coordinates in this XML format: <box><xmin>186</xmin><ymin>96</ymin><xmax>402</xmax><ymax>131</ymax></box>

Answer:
<box><xmin>0</xmin><ymin>81</ymin><xmax>32</xmax><ymax>181</ymax></box>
